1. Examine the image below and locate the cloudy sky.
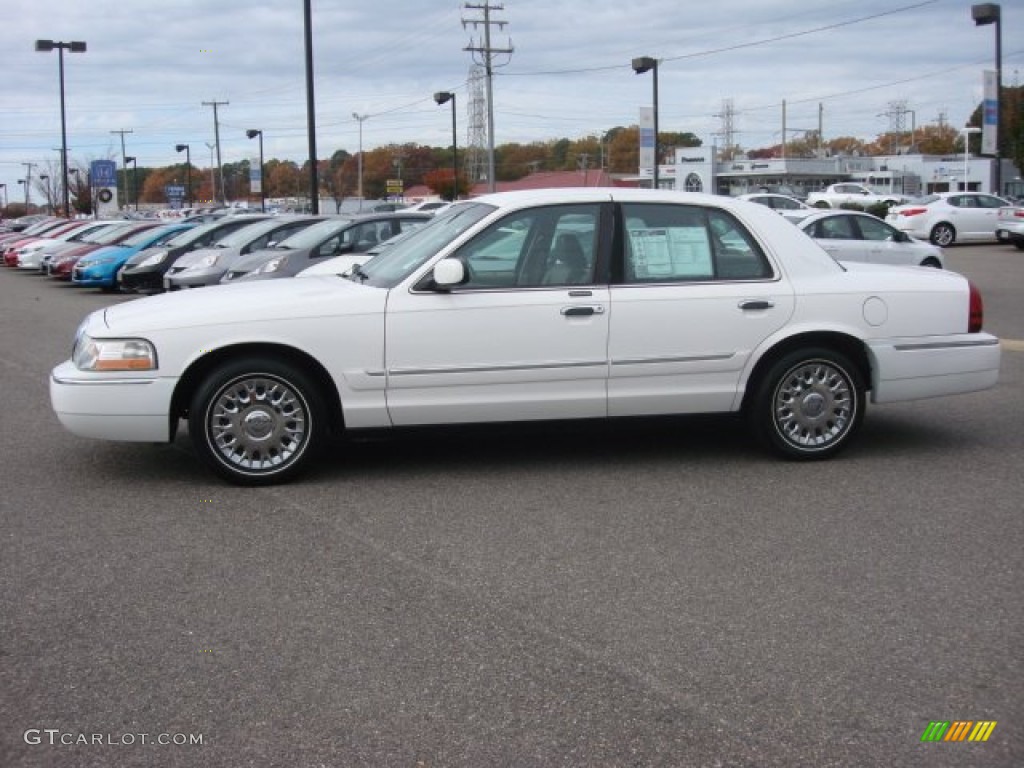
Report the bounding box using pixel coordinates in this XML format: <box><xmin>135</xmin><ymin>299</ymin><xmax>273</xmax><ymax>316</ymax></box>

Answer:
<box><xmin>2</xmin><ymin>0</ymin><xmax>1020</xmax><ymax>198</ymax></box>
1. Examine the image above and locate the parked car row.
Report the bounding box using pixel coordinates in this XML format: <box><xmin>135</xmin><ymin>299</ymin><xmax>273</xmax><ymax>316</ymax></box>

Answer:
<box><xmin>739</xmin><ymin>190</ymin><xmax>1021</xmax><ymax>267</ymax></box>
<box><xmin>3</xmin><ymin>210</ymin><xmax>434</xmax><ymax>293</ymax></box>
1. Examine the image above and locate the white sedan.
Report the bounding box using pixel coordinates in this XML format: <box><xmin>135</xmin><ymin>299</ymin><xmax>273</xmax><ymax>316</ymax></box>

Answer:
<box><xmin>798</xmin><ymin>210</ymin><xmax>944</xmax><ymax>268</ymax></box>
<box><xmin>886</xmin><ymin>192</ymin><xmax>1012</xmax><ymax>246</ymax></box>
<box><xmin>51</xmin><ymin>189</ymin><xmax>1001</xmax><ymax>485</ymax></box>
<box><xmin>737</xmin><ymin>193</ymin><xmax>817</xmax><ymax>223</ymax></box>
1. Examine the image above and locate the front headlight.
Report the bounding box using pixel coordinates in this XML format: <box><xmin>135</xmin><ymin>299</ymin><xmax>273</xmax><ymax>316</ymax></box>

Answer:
<box><xmin>136</xmin><ymin>250</ymin><xmax>167</xmax><ymax>268</ymax></box>
<box><xmin>197</xmin><ymin>253</ymin><xmax>220</xmax><ymax>268</ymax></box>
<box><xmin>257</xmin><ymin>256</ymin><xmax>287</xmax><ymax>274</ymax></box>
<box><xmin>73</xmin><ymin>334</ymin><xmax>157</xmax><ymax>371</ymax></box>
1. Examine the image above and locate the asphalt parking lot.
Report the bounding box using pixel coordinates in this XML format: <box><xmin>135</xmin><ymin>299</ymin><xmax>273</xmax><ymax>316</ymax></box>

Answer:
<box><xmin>1</xmin><ymin>245</ymin><xmax>1021</xmax><ymax>767</ymax></box>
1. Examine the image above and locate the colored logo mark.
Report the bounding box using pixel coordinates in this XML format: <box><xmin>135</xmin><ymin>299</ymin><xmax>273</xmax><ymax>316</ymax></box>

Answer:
<box><xmin>921</xmin><ymin>721</ymin><xmax>997</xmax><ymax>742</ymax></box>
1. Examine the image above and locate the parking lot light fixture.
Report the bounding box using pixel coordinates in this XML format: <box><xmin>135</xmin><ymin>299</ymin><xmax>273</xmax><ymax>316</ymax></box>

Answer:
<box><xmin>36</xmin><ymin>39</ymin><xmax>86</xmax><ymax>218</ymax></box>
<box><xmin>433</xmin><ymin>92</ymin><xmax>458</xmax><ymax>201</ymax></box>
<box><xmin>175</xmin><ymin>144</ymin><xmax>192</xmax><ymax>208</ymax></box>
<box><xmin>632</xmin><ymin>56</ymin><xmax>659</xmax><ymax>189</ymax></box>
<box><xmin>971</xmin><ymin>3</ymin><xmax>1002</xmax><ymax>195</ymax></box>
<box><xmin>246</xmin><ymin>130</ymin><xmax>265</xmax><ymax>212</ymax></box>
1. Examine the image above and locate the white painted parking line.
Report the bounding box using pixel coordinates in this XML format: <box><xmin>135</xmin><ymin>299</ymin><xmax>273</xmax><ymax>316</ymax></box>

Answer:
<box><xmin>1002</xmin><ymin>339</ymin><xmax>1024</xmax><ymax>352</ymax></box>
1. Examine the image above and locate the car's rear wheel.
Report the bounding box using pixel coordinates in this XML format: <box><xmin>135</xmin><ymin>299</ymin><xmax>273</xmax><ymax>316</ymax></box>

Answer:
<box><xmin>188</xmin><ymin>358</ymin><xmax>326</xmax><ymax>485</ymax></box>
<box><xmin>930</xmin><ymin>223</ymin><xmax>956</xmax><ymax>247</ymax></box>
<box><xmin>750</xmin><ymin>348</ymin><xmax>864</xmax><ymax>460</ymax></box>
<box><xmin>1014</xmin><ymin>240</ymin><xmax>1024</xmax><ymax>251</ymax></box>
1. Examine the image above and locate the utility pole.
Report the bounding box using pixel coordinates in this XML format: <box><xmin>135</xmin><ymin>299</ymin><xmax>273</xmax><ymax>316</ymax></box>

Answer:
<box><xmin>110</xmin><ymin>129</ymin><xmax>132</xmax><ymax>209</ymax></box>
<box><xmin>22</xmin><ymin>162</ymin><xmax>36</xmax><ymax>209</ymax></box>
<box><xmin>202</xmin><ymin>100</ymin><xmax>229</xmax><ymax>205</ymax></box>
<box><xmin>463</xmin><ymin>1</ymin><xmax>513</xmax><ymax>193</ymax></box>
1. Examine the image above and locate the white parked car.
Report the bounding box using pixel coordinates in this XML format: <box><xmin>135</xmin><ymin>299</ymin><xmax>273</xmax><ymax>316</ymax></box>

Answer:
<box><xmin>806</xmin><ymin>183</ymin><xmax>906</xmax><ymax>209</ymax></box>
<box><xmin>51</xmin><ymin>189</ymin><xmax>1001</xmax><ymax>485</ymax></box>
<box><xmin>798</xmin><ymin>210</ymin><xmax>944</xmax><ymax>268</ymax></box>
<box><xmin>995</xmin><ymin>205</ymin><xmax>1024</xmax><ymax>250</ymax></box>
<box><xmin>737</xmin><ymin>193</ymin><xmax>816</xmax><ymax>222</ymax></box>
<box><xmin>886</xmin><ymin>192</ymin><xmax>1012</xmax><ymax>246</ymax></box>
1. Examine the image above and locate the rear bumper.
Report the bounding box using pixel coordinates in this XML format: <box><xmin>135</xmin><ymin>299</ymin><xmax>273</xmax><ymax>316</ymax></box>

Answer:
<box><xmin>867</xmin><ymin>333</ymin><xmax>1001</xmax><ymax>403</ymax></box>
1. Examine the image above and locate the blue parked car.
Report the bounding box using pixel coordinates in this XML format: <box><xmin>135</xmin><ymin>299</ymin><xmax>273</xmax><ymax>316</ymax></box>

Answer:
<box><xmin>72</xmin><ymin>222</ymin><xmax>197</xmax><ymax>291</ymax></box>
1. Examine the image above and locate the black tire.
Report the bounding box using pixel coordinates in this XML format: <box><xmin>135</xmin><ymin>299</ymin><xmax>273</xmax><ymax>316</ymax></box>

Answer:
<box><xmin>929</xmin><ymin>223</ymin><xmax>956</xmax><ymax>247</ymax></box>
<box><xmin>188</xmin><ymin>357</ymin><xmax>327</xmax><ymax>485</ymax></box>
<box><xmin>749</xmin><ymin>347</ymin><xmax>864</xmax><ymax>460</ymax></box>
<box><xmin>1013</xmin><ymin>240</ymin><xmax>1024</xmax><ymax>251</ymax></box>
<box><xmin>920</xmin><ymin>257</ymin><xmax>942</xmax><ymax>268</ymax></box>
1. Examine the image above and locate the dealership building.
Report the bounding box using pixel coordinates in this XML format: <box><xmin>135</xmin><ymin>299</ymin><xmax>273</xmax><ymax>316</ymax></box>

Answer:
<box><xmin>662</xmin><ymin>146</ymin><xmax>1021</xmax><ymax>200</ymax></box>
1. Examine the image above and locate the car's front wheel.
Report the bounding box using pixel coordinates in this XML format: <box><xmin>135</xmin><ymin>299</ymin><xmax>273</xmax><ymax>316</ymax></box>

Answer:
<box><xmin>750</xmin><ymin>348</ymin><xmax>864</xmax><ymax>460</ymax></box>
<box><xmin>189</xmin><ymin>358</ymin><xmax>326</xmax><ymax>485</ymax></box>
<box><xmin>930</xmin><ymin>223</ymin><xmax>956</xmax><ymax>247</ymax></box>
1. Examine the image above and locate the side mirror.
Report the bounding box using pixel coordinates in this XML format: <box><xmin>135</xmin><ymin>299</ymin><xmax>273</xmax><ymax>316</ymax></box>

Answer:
<box><xmin>432</xmin><ymin>259</ymin><xmax>466</xmax><ymax>288</ymax></box>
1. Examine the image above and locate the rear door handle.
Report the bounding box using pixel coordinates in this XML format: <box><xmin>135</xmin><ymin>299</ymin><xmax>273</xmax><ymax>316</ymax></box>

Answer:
<box><xmin>738</xmin><ymin>299</ymin><xmax>774</xmax><ymax>311</ymax></box>
<box><xmin>561</xmin><ymin>305</ymin><xmax>605</xmax><ymax>317</ymax></box>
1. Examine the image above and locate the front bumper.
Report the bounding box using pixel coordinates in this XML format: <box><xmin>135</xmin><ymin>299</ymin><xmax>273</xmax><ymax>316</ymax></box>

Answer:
<box><xmin>50</xmin><ymin>361</ymin><xmax>178</xmax><ymax>442</ymax></box>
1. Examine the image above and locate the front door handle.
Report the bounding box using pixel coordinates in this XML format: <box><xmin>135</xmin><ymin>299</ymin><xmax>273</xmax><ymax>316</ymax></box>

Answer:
<box><xmin>561</xmin><ymin>305</ymin><xmax>605</xmax><ymax>317</ymax></box>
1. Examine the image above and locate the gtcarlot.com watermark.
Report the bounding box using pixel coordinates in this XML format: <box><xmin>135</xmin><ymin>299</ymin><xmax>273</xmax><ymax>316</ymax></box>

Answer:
<box><xmin>24</xmin><ymin>728</ymin><xmax>203</xmax><ymax>747</ymax></box>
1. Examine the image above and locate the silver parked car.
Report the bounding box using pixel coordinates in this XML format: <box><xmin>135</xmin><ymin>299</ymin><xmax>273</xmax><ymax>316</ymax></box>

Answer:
<box><xmin>221</xmin><ymin>212</ymin><xmax>432</xmax><ymax>283</ymax></box>
<box><xmin>163</xmin><ymin>216</ymin><xmax>325</xmax><ymax>289</ymax></box>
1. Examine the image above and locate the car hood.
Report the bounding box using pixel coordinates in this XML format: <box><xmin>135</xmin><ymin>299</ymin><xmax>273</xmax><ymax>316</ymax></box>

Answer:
<box><xmin>228</xmin><ymin>246</ymin><xmax>297</xmax><ymax>272</ymax></box>
<box><xmin>172</xmin><ymin>246</ymin><xmax>222</xmax><ymax>268</ymax></box>
<box><xmin>102</xmin><ymin>275</ymin><xmax>383</xmax><ymax>334</ymax></box>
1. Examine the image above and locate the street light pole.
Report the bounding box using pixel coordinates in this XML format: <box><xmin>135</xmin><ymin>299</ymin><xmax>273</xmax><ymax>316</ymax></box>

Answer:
<box><xmin>352</xmin><ymin>113</ymin><xmax>367</xmax><ymax>211</ymax></box>
<box><xmin>35</xmin><ymin>39</ymin><xmax>86</xmax><ymax>217</ymax></box>
<box><xmin>175</xmin><ymin>144</ymin><xmax>192</xmax><ymax>208</ymax></box>
<box><xmin>246</xmin><ymin>130</ymin><xmax>265</xmax><ymax>212</ymax></box>
<box><xmin>124</xmin><ymin>156</ymin><xmax>138</xmax><ymax>211</ymax></box>
<box><xmin>971</xmin><ymin>3</ymin><xmax>1002</xmax><ymax>195</ymax></box>
<box><xmin>632</xmin><ymin>56</ymin><xmax>659</xmax><ymax>189</ymax></box>
<box><xmin>433</xmin><ymin>92</ymin><xmax>458</xmax><ymax>201</ymax></box>
<box><xmin>39</xmin><ymin>175</ymin><xmax>51</xmax><ymax>212</ymax></box>
<box><xmin>962</xmin><ymin>126</ymin><xmax>982</xmax><ymax>192</ymax></box>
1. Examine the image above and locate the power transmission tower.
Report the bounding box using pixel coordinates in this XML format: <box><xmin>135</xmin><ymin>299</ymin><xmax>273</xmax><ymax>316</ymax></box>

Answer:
<box><xmin>463</xmin><ymin>1</ymin><xmax>513</xmax><ymax>193</ymax></box>
<box><xmin>713</xmin><ymin>99</ymin><xmax>736</xmax><ymax>159</ymax></box>
<box><xmin>465</xmin><ymin>65</ymin><xmax>488</xmax><ymax>186</ymax></box>
<box><xmin>202</xmin><ymin>100</ymin><xmax>229</xmax><ymax>204</ymax></box>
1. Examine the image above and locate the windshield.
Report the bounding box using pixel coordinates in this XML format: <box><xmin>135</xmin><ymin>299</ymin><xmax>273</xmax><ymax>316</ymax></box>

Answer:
<box><xmin>165</xmin><ymin>218</ymin><xmax>239</xmax><ymax>247</ymax></box>
<box><xmin>215</xmin><ymin>218</ymin><xmax>298</xmax><ymax>247</ymax></box>
<box><xmin>274</xmin><ymin>217</ymin><xmax>355</xmax><ymax>249</ymax></box>
<box><xmin>911</xmin><ymin>195</ymin><xmax>940</xmax><ymax>204</ymax></box>
<box><xmin>121</xmin><ymin>225</ymin><xmax>183</xmax><ymax>247</ymax></box>
<box><xmin>91</xmin><ymin>224</ymin><xmax>141</xmax><ymax>244</ymax></box>
<box><xmin>356</xmin><ymin>203</ymin><xmax>495</xmax><ymax>288</ymax></box>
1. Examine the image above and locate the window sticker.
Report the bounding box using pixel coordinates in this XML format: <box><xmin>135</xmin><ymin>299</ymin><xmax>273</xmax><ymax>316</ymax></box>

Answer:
<box><xmin>628</xmin><ymin>226</ymin><xmax>712</xmax><ymax>279</ymax></box>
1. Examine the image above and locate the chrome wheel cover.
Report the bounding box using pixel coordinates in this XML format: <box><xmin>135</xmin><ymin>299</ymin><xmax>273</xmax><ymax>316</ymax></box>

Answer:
<box><xmin>207</xmin><ymin>375</ymin><xmax>309</xmax><ymax>472</ymax></box>
<box><xmin>773</xmin><ymin>360</ymin><xmax>855</xmax><ymax>450</ymax></box>
<box><xmin>932</xmin><ymin>225</ymin><xmax>954</xmax><ymax>246</ymax></box>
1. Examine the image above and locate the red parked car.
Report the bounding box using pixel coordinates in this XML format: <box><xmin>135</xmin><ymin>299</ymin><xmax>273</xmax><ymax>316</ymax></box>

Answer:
<box><xmin>47</xmin><ymin>222</ymin><xmax>159</xmax><ymax>280</ymax></box>
<box><xmin>3</xmin><ymin>220</ymin><xmax>86</xmax><ymax>266</ymax></box>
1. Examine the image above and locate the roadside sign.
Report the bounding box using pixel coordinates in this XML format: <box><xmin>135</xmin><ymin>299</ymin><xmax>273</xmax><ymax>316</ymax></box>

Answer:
<box><xmin>90</xmin><ymin>160</ymin><xmax>117</xmax><ymax>188</ymax></box>
<box><xmin>386</xmin><ymin>179</ymin><xmax>404</xmax><ymax>194</ymax></box>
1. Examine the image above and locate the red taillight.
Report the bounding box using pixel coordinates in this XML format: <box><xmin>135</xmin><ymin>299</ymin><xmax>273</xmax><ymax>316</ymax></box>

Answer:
<box><xmin>968</xmin><ymin>281</ymin><xmax>984</xmax><ymax>333</ymax></box>
<box><xmin>898</xmin><ymin>207</ymin><xmax>927</xmax><ymax>217</ymax></box>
